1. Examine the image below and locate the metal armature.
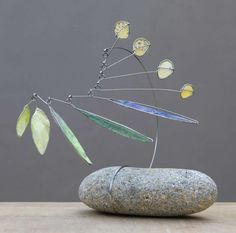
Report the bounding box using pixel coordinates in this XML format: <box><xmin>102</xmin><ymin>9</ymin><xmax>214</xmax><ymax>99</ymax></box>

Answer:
<box><xmin>30</xmin><ymin>42</ymin><xmax>171</xmax><ymax>169</ymax></box>
<box><xmin>26</xmin><ymin>21</ymin><xmax>192</xmax><ymax>169</ymax></box>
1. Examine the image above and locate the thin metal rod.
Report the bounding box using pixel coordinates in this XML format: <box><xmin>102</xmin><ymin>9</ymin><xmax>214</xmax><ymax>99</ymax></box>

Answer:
<box><xmin>106</xmin><ymin>52</ymin><xmax>134</xmax><ymax>69</ymax></box>
<box><xmin>108</xmin><ymin>166</ymin><xmax>128</xmax><ymax>195</ymax></box>
<box><xmin>26</xmin><ymin>99</ymin><xmax>34</xmax><ymax>106</ymax></box>
<box><xmin>107</xmin><ymin>47</ymin><xmax>160</xmax><ymax>168</ymax></box>
<box><xmin>50</xmin><ymin>97</ymin><xmax>70</xmax><ymax>105</ymax></box>
<box><xmin>71</xmin><ymin>95</ymin><xmax>111</xmax><ymax>101</ymax></box>
<box><xmin>100</xmin><ymin>70</ymin><xmax>157</xmax><ymax>81</ymax></box>
<box><xmin>71</xmin><ymin>95</ymin><xmax>93</xmax><ymax>98</ymax></box>
<box><xmin>36</xmin><ymin>95</ymin><xmax>49</xmax><ymax>105</ymax></box>
<box><xmin>107</xmin><ymin>37</ymin><xmax>119</xmax><ymax>56</ymax></box>
<box><xmin>93</xmin><ymin>88</ymin><xmax>180</xmax><ymax>93</ymax></box>
<box><xmin>149</xmin><ymin>129</ymin><xmax>158</xmax><ymax>168</ymax></box>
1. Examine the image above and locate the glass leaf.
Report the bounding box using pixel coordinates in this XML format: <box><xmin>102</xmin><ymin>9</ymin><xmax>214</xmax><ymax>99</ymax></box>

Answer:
<box><xmin>49</xmin><ymin>106</ymin><xmax>92</xmax><ymax>165</ymax></box>
<box><xmin>16</xmin><ymin>104</ymin><xmax>30</xmax><ymax>137</ymax></box>
<box><xmin>157</xmin><ymin>59</ymin><xmax>174</xmax><ymax>79</ymax></box>
<box><xmin>31</xmin><ymin>108</ymin><xmax>50</xmax><ymax>155</ymax></box>
<box><xmin>180</xmin><ymin>84</ymin><xmax>194</xmax><ymax>99</ymax></box>
<box><xmin>110</xmin><ymin>99</ymin><xmax>198</xmax><ymax>124</ymax></box>
<box><xmin>78</xmin><ymin>108</ymin><xmax>153</xmax><ymax>143</ymax></box>
<box><xmin>133</xmin><ymin>37</ymin><xmax>150</xmax><ymax>56</ymax></box>
<box><xmin>114</xmin><ymin>20</ymin><xmax>130</xmax><ymax>39</ymax></box>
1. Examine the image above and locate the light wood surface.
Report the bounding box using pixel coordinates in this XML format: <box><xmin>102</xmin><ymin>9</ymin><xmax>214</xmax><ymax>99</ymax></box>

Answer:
<box><xmin>0</xmin><ymin>202</ymin><xmax>235</xmax><ymax>233</ymax></box>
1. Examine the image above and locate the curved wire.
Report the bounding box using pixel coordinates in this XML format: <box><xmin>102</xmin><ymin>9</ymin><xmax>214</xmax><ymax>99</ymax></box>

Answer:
<box><xmin>108</xmin><ymin>47</ymin><xmax>159</xmax><ymax>168</ymax></box>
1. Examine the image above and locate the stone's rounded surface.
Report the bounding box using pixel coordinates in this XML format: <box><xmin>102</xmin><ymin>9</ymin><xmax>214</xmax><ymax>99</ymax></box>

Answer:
<box><xmin>79</xmin><ymin>167</ymin><xmax>217</xmax><ymax>216</ymax></box>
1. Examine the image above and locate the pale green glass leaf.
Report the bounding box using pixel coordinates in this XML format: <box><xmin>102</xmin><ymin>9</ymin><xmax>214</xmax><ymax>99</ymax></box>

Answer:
<box><xmin>49</xmin><ymin>106</ymin><xmax>92</xmax><ymax>165</ymax></box>
<box><xmin>31</xmin><ymin>108</ymin><xmax>50</xmax><ymax>155</ymax></box>
<box><xmin>157</xmin><ymin>59</ymin><xmax>174</xmax><ymax>79</ymax></box>
<box><xmin>133</xmin><ymin>37</ymin><xmax>150</xmax><ymax>56</ymax></box>
<box><xmin>16</xmin><ymin>104</ymin><xmax>30</xmax><ymax>137</ymax></box>
<box><xmin>78</xmin><ymin>108</ymin><xmax>153</xmax><ymax>143</ymax></box>
<box><xmin>114</xmin><ymin>20</ymin><xmax>130</xmax><ymax>39</ymax></box>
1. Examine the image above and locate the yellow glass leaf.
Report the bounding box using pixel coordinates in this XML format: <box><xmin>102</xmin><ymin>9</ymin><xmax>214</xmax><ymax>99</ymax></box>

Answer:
<box><xmin>31</xmin><ymin>108</ymin><xmax>50</xmax><ymax>155</ymax></box>
<box><xmin>180</xmin><ymin>84</ymin><xmax>194</xmax><ymax>99</ymax></box>
<box><xmin>16</xmin><ymin>104</ymin><xmax>30</xmax><ymax>137</ymax></box>
<box><xmin>114</xmin><ymin>20</ymin><xmax>130</xmax><ymax>39</ymax></box>
<box><xmin>133</xmin><ymin>37</ymin><xmax>150</xmax><ymax>56</ymax></box>
<box><xmin>157</xmin><ymin>59</ymin><xmax>174</xmax><ymax>79</ymax></box>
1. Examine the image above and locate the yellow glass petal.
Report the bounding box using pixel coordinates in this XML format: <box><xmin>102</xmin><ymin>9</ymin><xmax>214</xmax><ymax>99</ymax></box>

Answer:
<box><xmin>31</xmin><ymin>108</ymin><xmax>50</xmax><ymax>155</ymax></box>
<box><xmin>180</xmin><ymin>84</ymin><xmax>194</xmax><ymax>99</ymax></box>
<box><xmin>114</xmin><ymin>20</ymin><xmax>130</xmax><ymax>39</ymax></box>
<box><xmin>16</xmin><ymin>104</ymin><xmax>30</xmax><ymax>137</ymax></box>
<box><xmin>133</xmin><ymin>37</ymin><xmax>150</xmax><ymax>56</ymax></box>
<box><xmin>157</xmin><ymin>59</ymin><xmax>174</xmax><ymax>79</ymax></box>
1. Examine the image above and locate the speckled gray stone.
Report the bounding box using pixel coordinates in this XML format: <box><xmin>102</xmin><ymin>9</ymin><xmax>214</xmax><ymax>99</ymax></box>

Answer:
<box><xmin>79</xmin><ymin>167</ymin><xmax>217</xmax><ymax>216</ymax></box>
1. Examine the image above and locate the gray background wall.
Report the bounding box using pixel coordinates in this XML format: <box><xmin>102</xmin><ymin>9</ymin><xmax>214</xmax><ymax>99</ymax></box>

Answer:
<box><xmin>0</xmin><ymin>0</ymin><xmax>235</xmax><ymax>201</ymax></box>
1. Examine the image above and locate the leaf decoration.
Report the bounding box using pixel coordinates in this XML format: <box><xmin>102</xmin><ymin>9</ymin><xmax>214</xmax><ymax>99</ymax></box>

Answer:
<box><xmin>114</xmin><ymin>20</ymin><xmax>130</xmax><ymax>39</ymax></box>
<box><xmin>110</xmin><ymin>99</ymin><xmax>199</xmax><ymax>124</ymax></box>
<box><xmin>49</xmin><ymin>106</ymin><xmax>92</xmax><ymax>165</ymax></box>
<box><xmin>16</xmin><ymin>104</ymin><xmax>31</xmax><ymax>137</ymax></box>
<box><xmin>31</xmin><ymin>108</ymin><xmax>50</xmax><ymax>155</ymax></box>
<box><xmin>77</xmin><ymin>108</ymin><xmax>153</xmax><ymax>143</ymax></box>
<box><xmin>180</xmin><ymin>84</ymin><xmax>194</xmax><ymax>99</ymax></box>
<box><xmin>133</xmin><ymin>37</ymin><xmax>150</xmax><ymax>56</ymax></box>
<box><xmin>157</xmin><ymin>59</ymin><xmax>174</xmax><ymax>79</ymax></box>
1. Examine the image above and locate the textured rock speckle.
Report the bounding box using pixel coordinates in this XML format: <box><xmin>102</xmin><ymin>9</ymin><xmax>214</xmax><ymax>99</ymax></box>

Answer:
<box><xmin>79</xmin><ymin>167</ymin><xmax>217</xmax><ymax>216</ymax></box>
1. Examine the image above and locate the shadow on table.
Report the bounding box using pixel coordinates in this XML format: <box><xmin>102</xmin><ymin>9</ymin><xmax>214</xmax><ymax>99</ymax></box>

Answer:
<box><xmin>77</xmin><ymin>208</ymin><xmax>211</xmax><ymax>222</ymax></box>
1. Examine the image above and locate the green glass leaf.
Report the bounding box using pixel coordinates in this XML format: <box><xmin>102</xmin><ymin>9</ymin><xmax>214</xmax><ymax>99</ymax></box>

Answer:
<box><xmin>77</xmin><ymin>108</ymin><xmax>153</xmax><ymax>143</ymax></box>
<box><xmin>31</xmin><ymin>108</ymin><xmax>50</xmax><ymax>155</ymax></box>
<box><xmin>49</xmin><ymin>106</ymin><xmax>92</xmax><ymax>165</ymax></box>
<box><xmin>16</xmin><ymin>104</ymin><xmax>30</xmax><ymax>137</ymax></box>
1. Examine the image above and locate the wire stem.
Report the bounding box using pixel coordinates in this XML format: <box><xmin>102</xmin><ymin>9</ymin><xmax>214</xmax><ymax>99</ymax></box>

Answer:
<box><xmin>106</xmin><ymin>52</ymin><xmax>134</xmax><ymax>69</ymax></box>
<box><xmin>100</xmin><ymin>70</ymin><xmax>157</xmax><ymax>81</ymax></box>
<box><xmin>70</xmin><ymin>95</ymin><xmax>92</xmax><ymax>98</ymax></box>
<box><xmin>50</xmin><ymin>97</ymin><xmax>70</xmax><ymax>105</ymax></box>
<box><xmin>107</xmin><ymin>37</ymin><xmax>119</xmax><ymax>56</ymax></box>
<box><xmin>149</xmin><ymin>129</ymin><xmax>159</xmax><ymax>168</ymax></box>
<box><xmin>92</xmin><ymin>88</ymin><xmax>181</xmax><ymax>93</ymax></box>
<box><xmin>36</xmin><ymin>95</ymin><xmax>49</xmax><ymax>105</ymax></box>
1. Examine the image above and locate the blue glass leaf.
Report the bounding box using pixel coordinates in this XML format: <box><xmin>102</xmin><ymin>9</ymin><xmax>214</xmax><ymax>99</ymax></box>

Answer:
<box><xmin>110</xmin><ymin>99</ymin><xmax>199</xmax><ymax>124</ymax></box>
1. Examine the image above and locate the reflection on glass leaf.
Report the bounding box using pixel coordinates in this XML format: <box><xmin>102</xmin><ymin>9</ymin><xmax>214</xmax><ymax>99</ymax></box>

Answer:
<box><xmin>114</xmin><ymin>20</ymin><xmax>130</xmax><ymax>39</ymax></box>
<box><xmin>133</xmin><ymin>37</ymin><xmax>150</xmax><ymax>56</ymax></box>
<box><xmin>78</xmin><ymin>108</ymin><xmax>153</xmax><ymax>143</ymax></box>
<box><xmin>49</xmin><ymin>107</ymin><xmax>92</xmax><ymax>165</ymax></box>
<box><xmin>16</xmin><ymin>104</ymin><xmax>30</xmax><ymax>137</ymax></box>
<box><xmin>157</xmin><ymin>59</ymin><xmax>174</xmax><ymax>79</ymax></box>
<box><xmin>180</xmin><ymin>84</ymin><xmax>194</xmax><ymax>99</ymax></box>
<box><xmin>110</xmin><ymin>99</ymin><xmax>198</xmax><ymax>124</ymax></box>
<box><xmin>31</xmin><ymin>108</ymin><xmax>50</xmax><ymax>155</ymax></box>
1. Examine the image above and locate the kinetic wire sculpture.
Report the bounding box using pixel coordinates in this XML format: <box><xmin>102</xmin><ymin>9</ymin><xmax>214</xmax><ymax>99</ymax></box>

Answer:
<box><xmin>16</xmin><ymin>20</ymin><xmax>198</xmax><ymax>168</ymax></box>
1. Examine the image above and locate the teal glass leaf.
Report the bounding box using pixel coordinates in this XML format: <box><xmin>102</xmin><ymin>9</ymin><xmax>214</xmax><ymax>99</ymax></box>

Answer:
<box><xmin>31</xmin><ymin>108</ymin><xmax>50</xmax><ymax>155</ymax></box>
<box><xmin>77</xmin><ymin>108</ymin><xmax>153</xmax><ymax>143</ymax></box>
<box><xmin>49</xmin><ymin>106</ymin><xmax>92</xmax><ymax>165</ymax></box>
<box><xmin>110</xmin><ymin>99</ymin><xmax>199</xmax><ymax>124</ymax></box>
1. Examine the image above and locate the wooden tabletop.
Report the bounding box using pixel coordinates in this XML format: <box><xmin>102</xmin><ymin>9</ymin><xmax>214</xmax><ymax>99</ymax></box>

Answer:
<box><xmin>0</xmin><ymin>202</ymin><xmax>235</xmax><ymax>233</ymax></box>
